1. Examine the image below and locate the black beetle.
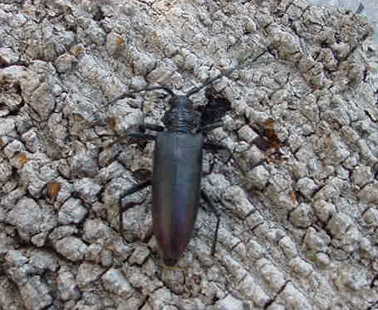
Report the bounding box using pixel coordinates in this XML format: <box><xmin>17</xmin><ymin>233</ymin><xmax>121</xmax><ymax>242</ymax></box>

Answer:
<box><xmin>113</xmin><ymin>51</ymin><xmax>268</xmax><ymax>266</ymax></box>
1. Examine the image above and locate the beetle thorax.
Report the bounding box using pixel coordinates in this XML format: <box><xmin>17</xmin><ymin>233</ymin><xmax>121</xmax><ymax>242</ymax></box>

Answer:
<box><xmin>163</xmin><ymin>96</ymin><xmax>200</xmax><ymax>132</ymax></box>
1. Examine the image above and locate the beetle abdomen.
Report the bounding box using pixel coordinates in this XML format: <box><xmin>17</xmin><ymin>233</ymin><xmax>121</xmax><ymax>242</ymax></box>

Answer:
<box><xmin>152</xmin><ymin>132</ymin><xmax>203</xmax><ymax>265</ymax></box>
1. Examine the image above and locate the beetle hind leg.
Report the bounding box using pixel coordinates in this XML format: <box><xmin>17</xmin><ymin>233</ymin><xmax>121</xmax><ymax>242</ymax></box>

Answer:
<box><xmin>119</xmin><ymin>201</ymin><xmax>138</xmax><ymax>239</ymax></box>
<box><xmin>201</xmin><ymin>190</ymin><xmax>221</xmax><ymax>256</ymax></box>
<box><xmin>118</xmin><ymin>180</ymin><xmax>152</xmax><ymax>238</ymax></box>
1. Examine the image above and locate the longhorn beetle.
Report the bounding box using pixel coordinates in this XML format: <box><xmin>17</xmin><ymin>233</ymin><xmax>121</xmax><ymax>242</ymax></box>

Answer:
<box><xmin>111</xmin><ymin>50</ymin><xmax>269</xmax><ymax>266</ymax></box>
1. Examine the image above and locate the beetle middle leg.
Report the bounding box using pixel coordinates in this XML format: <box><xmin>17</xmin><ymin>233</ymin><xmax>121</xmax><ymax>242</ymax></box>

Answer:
<box><xmin>204</xmin><ymin>142</ymin><xmax>245</xmax><ymax>175</ymax></box>
<box><xmin>201</xmin><ymin>190</ymin><xmax>220</xmax><ymax>256</ymax></box>
<box><xmin>118</xmin><ymin>180</ymin><xmax>151</xmax><ymax>238</ymax></box>
<box><xmin>125</xmin><ymin>132</ymin><xmax>156</xmax><ymax>141</ymax></box>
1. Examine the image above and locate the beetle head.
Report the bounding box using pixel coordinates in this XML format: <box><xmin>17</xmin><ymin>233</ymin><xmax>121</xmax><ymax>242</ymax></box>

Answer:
<box><xmin>168</xmin><ymin>95</ymin><xmax>193</xmax><ymax>110</ymax></box>
<box><xmin>163</xmin><ymin>95</ymin><xmax>200</xmax><ymax>132</ymax></box>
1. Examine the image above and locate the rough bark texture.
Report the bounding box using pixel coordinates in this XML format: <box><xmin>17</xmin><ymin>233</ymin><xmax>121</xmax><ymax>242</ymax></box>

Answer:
<box><xmin>0</xmin><ymin>0</ymin><xmax>377</xmax><ymax>309</ymax></box>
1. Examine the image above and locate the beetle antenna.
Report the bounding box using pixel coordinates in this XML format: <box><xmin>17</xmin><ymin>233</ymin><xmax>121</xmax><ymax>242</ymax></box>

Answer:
<box><xmin>110</xmin><ymin>85</ymin><xmax>175</xmax><ymax>105</ymax></box>
<box><xmin>84</xmin><ymin>85</ymin><xmax>175</xmax><ymax>123</ymax></box>
<box><xmin>130</xmin><ymin>85</ymin><xmax>175</xmax><ymax>97</ymax></box>
<box><xmin>186</xmin><ymin>49</ymin><xmax>269</xmax><ymax>97</ymax></box>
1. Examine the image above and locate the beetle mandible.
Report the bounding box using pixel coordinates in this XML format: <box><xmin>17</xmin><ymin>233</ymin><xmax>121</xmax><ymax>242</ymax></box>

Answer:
<box><xmin>114</xmin><ymin>51</ymin><xmax>268</xmax><ymax>266</ymax></box>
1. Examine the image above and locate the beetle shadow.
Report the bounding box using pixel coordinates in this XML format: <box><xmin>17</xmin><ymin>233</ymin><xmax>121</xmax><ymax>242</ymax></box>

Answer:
<box><xmin>197</xmin><ymin>86</ymin><xmax>232</xmax><ymax>128</ymax></box>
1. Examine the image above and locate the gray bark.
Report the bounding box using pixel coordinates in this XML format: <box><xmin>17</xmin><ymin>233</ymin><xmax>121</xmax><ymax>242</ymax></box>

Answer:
<box><xmin>0</xmin><ymin>0</ymin><xmax>377</xmax><ymax>309</ymax></box>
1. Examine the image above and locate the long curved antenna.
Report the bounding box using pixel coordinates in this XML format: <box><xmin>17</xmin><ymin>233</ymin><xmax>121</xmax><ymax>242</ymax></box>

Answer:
<box><xmin>186</xmin><ymin>49</ymin><xmax>269</xmax><ymax>97</ymax></box>
<box><xmin>85</xmin><ymin>85</ymin><xmax>175</xmax><ymax>122</ymax></box>
<box><xmin>129</xmin><ymin>85</ymin><xmax>175</xmax><ymax>97</ymax></box>
<box><xmin>110</xmin><ymin>85</ymin><xmax>175</xmax><ymax>105</ymax></box>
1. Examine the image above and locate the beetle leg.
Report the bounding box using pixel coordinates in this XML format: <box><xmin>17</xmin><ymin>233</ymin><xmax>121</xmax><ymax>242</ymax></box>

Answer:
<box><xmin>201</xmin><ymin>190</ymin><xmax>220</xmax><ymax>256</ymax></box>
<box><xmin>119</xmin><ymin>201</ymin><xmax>139</xmax><ymax>239</ymax></box>
<box><xmin>204</xmin><ymin>142</ymin><xmax>245</xmax><ymax>175</ymax></box>
<box><xmin>139</xmin><ymin>123</ymin><xmax>165</xmax><ymax>132</ymax></box>
<box><xmin>118</xmin><ymin>180</ymin><xmax>152</xmax><ymax>237</ymax></box>
<box><xmin>197</xmin><ymin>121</ymin><xmax>223</xmax><ymax>134</ymax></box>
<box><xmin>125</xmin><ymin>132</ymin><xmax>155</xmax><ymax>141</ymax></box>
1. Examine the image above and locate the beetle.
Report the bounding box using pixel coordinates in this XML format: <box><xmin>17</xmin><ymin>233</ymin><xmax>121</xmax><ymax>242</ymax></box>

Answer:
<box><xmin>113</xmin><ymin>51</ymin><xmax>268</xmax><ymax>266</ymax></box>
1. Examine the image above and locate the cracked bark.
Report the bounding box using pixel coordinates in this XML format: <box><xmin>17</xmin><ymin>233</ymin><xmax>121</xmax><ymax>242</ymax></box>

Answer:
<box><xmin>0</xmin><ymin>0</ymin><xmax>377</xmax><ymax>309</ymax></box>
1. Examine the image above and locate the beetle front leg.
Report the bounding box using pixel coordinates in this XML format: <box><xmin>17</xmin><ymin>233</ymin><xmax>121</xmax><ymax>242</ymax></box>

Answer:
<box><xmin>197</xmin><ymin>121</ymin><xmax>223</xmax><ymax>134</ymax></box>
<box><xmin>139</xmin><ymin>123</ymin><xmax>165</xmax><ymax>132</ymax></box>
<box><xmin>201</xmin><ymin>190</ymin><xmax>220</xmax><ymax>256</ymax></box>
<box><xmin>118</xmin><ymin>180</ymin><xmax>152</xmax><ymax>238</ymax></box>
